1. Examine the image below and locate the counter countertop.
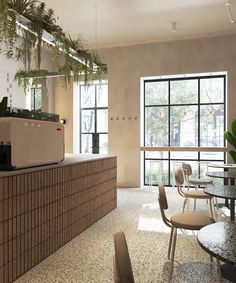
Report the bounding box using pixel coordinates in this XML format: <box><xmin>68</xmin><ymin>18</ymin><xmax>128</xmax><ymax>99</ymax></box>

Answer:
<box><xmin>0</xmin><ymin>153</ymin><xmax>116</xmax><ymax>177</ymax></box>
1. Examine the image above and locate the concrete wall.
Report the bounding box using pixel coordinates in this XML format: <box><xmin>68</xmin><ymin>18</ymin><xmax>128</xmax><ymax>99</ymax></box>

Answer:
<box><xmin>54</xmin><ymin>78</ymin><xmax>73</xmax><ymax>153</ymax></box>
<box><xmin>0</xmin><ymin>53</ymin><xmax>25</xmax><ymax>108</ymax></box>
<box><xmin>54</xmin><ymin>33</ymin><xmax>236</xmax><ymax>187</ymax></box>
<box><xmin>0</xmin><ymin>45</ymin><xmax>55</xmax><ymax>111</ymax></box>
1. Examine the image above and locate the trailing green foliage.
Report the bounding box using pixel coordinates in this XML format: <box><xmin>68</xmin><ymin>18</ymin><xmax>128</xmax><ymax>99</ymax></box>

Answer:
<box><xmin>224</xmin><ymin>119</ymin><xmax>236</xmax><ymax>163</ymax></box>
<box><xmin>14</xmin><ymin>69</ymin><xmax>49</xmax><ymax>92</ymax></box>
<box><xmin>0</xmin><ymin>0</ymin><xmax>107</xmax><ymax>91</ymax></box>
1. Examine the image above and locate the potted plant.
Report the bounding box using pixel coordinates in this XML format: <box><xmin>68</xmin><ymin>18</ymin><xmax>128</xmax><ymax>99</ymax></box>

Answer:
<box><xmin>224</xmin><ymin>119</ymin><xmax>236</xmax><ymax>163</ymax></box>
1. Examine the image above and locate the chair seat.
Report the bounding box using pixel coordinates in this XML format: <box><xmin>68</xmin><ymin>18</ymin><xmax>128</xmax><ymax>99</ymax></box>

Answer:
<box><xmin>188</xmin><ymin>178</ymin><xmax>213</xmax><ymax>185</ymax></box>
<box><xmin>170</xmin><ymin>213</ymin><xmax>215</xmax><ymax>230</ymax></box>
<box><xmin>184</xmin><ymin>190</ymin><xmax>213</xmax><ymax>199</ymax></box>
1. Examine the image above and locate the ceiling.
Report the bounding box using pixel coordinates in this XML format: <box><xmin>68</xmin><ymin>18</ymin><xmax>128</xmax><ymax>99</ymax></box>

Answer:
<box><xmin>45</xmin><ymin>0</ymin><xmax>236</xmax><ymax>49</ymax></box>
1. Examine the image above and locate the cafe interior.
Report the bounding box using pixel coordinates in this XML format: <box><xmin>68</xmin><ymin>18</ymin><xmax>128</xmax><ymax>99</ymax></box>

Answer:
<box><xmin>0</xmin><ymin>0</ymin><xmax>236</xmax><ymax>282</ymax></box>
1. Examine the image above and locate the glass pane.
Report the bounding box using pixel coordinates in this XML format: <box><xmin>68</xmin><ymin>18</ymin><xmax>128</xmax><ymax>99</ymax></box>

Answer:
<box><xmin>97</xmin><ymin>84</ymin><xmax>108</xmax><ymax>107</ymax></box>
<box><xmin>170</xmin><ymin>79</ymin><xmax>198</xmax><ymax>104</ymax></box>
<box><xmin>97</xmin><ymin>109</ymin><xmax>108</xmax><ymax>132</ymax></box>
<box><xmin>145</xmin><ymin>160</ymin><xmax>168</xmax><ymax>185</ymax></box>
<box><xmin>31</xmin><ymin>88</ymin><xmax>42</xmax><ymax>110</ymax></box>
<box><xmin>81</xmin><ymin>110</ymin><xmax>95</xmax><ymax>133</ymax></box>
<box><xmin>170</xmin><ymin>105</ymin><xmax>198</xmax><ymax>146</ymax></box>
<box><xmin>200</xmin><ymin>78</ymin><xmax>224</xmax><ymax>103</ymax></box>
<box><xmin>170</xmin><ymin>151</ymin><xmax>198</xmax><ymax>160</ymax></box>
<box><xmin>99</xmin><ymin>134</ymin><xmax>108</xmax><ymax>154</ymax></box>
<box><xmin>145</xmin><ymin>81</ymin><xmax>168</xmax><ymax>105</ymax></box>
<box><xmin>34</xmin><ymin>89</ymin><xmax>42</xmax><ymax>110</ymax></box>
<box><xmin>145</xmin><ymin>107</ymin><xmax>168</xmax><ymax>146</ymax></box>
<box><xmin>31</xmin><ymin>90</ymin><xmax>34</xmax><ymax>109</ymax></box>
<box><xmin>145</xmin><ymin>151</ymin><xmax>168</xmax><ymax>159</ymax></box>
<box><xmin>81</xmin><ymin>134</ymin><xmax>92</xmax><ymax>153</ymax></box>
<box><xmin>200</xmin><ymin>152</ymin><xmax>224</xmax><ymax>160</ymax></box>
<box><xmin>81</xmin><ymin>85</ymin><xmax>95</xmax><ymax>108</ymax></box>
<box><xmin>200</xmin><ymin>105</ymin><xmax>224</xmax><ymax>147</ymax></box>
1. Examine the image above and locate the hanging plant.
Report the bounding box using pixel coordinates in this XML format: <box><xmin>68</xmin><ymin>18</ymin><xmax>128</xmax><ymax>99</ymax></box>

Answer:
<box><xmin>14</xmin><ymin>69</ymin><xmax>49</xmax><ymax>92</ymax></box>
<box><xmin>0</xmin><ymin>0</ymin><xmax>107</xmax><ymax>91</ymax></box>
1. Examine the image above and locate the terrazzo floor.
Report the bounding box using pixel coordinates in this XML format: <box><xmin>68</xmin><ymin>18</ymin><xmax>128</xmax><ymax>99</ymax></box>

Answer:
<box><xmin>15</xmin><ymin>187</ymin><xmax>231</xmax><ymax>283</ymax></box>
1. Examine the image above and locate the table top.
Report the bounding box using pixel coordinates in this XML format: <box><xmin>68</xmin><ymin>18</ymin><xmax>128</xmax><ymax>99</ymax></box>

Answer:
<box><xmin>206</xmin><ymin>171</ymin><xmax>236</xmax><ymax>179</ymax></box>
<box><xmin>204</xmin><ymin>186</ymin><xmax>236</xmax><ymax>200</ymax></box>
<box><xmin>207</xmin><ymin>163</ymin><xmax>236</xmax><ymax>169</ymax></box>
<box><xmin>197</xmin><ymin>222</ymin><xmax>236</xmax><ymax>265</ymax></box>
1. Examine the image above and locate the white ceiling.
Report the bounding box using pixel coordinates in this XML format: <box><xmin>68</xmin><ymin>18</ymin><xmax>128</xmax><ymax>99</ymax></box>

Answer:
<box><xmin>45</xmin><ymin>0</ymin><xmax>236</xmax><ymax>49</ymax></box>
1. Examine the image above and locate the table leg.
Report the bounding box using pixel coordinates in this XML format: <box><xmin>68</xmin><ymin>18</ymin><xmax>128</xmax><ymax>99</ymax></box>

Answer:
<box><xmin>221</xmin><ymin>263</ymin><xmax>236</xmax><ymax>282</ymax></box>
<box><xmin>230</xmin><ymin>199</ymin><xmax>235</xmax><ymax>221</ymax></box>
<box><xmin>225</xmin><ymin>198</ymin><xmax>229</xmax><ymax>208</ymax></box>
<box><xmin>224</xmin><ymin>176</ymin><xmax>230</xmax><ymax>208</ymax></box>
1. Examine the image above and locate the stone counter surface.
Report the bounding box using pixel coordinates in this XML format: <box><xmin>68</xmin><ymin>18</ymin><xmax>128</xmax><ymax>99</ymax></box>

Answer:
<box><xmin>0</xmin><ymin>154</ymin><xmax>117</xmax><ymax>283</ymax></box>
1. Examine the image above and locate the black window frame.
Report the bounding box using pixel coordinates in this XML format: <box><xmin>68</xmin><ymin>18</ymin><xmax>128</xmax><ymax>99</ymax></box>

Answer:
<box><xmin>79</xmin><ymin>82</ymin><xmax>108</xmax><ymax>153</ymax></box>
<box><xmin>143</xmin><ymin>74</ymin><xmax>226</xmax><ymax>186</ymax></box>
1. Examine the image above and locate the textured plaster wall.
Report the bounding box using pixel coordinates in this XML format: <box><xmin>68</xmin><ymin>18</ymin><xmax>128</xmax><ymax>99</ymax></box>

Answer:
<box><xmin>54</xmin><ymin>78</ymin><xmax>73</xmax><ymax>153</ymax></box>
<box><xmin>0</xmin><ymin>52</ymin><xmax>25</xmax><ymax>108</ymax></box>
<box><xmin>0</xmin><ymin>46</ymin><xmax>55</xmax><ymax>111</ymax></box>
<box><xmin>54</xmin><ymin>34</ymin><xmax>236</xmax><ymax>187</ymax></box>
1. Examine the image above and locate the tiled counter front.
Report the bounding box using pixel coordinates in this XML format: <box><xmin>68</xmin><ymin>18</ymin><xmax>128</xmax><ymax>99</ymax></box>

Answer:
<box><xmin>0</xmin><ymin>157</ymin><xmax>117</xmax><ymax>283</ymax></box>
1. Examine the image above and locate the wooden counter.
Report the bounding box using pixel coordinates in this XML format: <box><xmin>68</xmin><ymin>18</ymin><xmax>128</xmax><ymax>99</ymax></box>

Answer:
<box><xmin>0</xmin><ymin>154</ymin><xmax>117</xmax><ymax>283</ymax></box>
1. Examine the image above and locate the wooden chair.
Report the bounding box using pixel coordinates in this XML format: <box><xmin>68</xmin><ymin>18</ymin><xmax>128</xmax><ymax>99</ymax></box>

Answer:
<box><xmin>175</xmin><ymin>168</ymin><xmax>215</xmax><ymax>218</ymax></box>
<box><xmin>113</xmin><ymin>231</ymin><xmax>135</xmax><ymax>283</ymax></box>
<box><xmin>158</xmin><ymin>184</ymin><xmax>215</xmax><ymax>278</ymax></box>
<box><xmin>182</xmin><ymin>162</ymin><xmax>213</xmax><ymax>188</ymax></box>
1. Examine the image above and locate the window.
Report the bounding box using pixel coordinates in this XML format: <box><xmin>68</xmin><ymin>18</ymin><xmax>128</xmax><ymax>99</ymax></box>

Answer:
<box><xmin>31</xmin><ymin>85</ymin><xmax>43</xmax><ymax>110</ymax></box>
<box><xmin>80</xmin><ymin>82</ymin><xmax>108</xmax><ymax>153</ymax></box>
<box><xmin>143</xmin><ymin>74</ymin><xmax>226</xmax><ymax>186</ymax></box>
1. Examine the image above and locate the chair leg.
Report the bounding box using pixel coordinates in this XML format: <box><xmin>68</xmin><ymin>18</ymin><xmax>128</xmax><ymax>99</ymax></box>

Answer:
<box><xmin>186</xmin><ymin>198</ymin><xmax>189</xmax><ymax>211</ymax></box>
<box><xmin>182</xmin><ymin>197</ymin><xmax>187</xmax><ymax>213</ymax></box>
<box><xmin>215</xmin><ymin>197</ymin><xmax>218</xmax><ymax>209</ymax></box>
<box><xmin>209</xmin><ymin>198</ymin><xmax>214</xmax><ymax>219</ymax></box>
<box><xmin>194</xmin><ymin>198</ymin><xmax>197</xmax><ymax>211</ymax></box>
<box><xmin>167</xmin><ymin>227</ymin><xmax>174</xmax><ymax>259</ymax></box>
<box><xmin>170</xmin><ymin>227</ymin><xmax>177</xmax><ymax>279</ymax></box>
<box><xmin>216</xmin><ymin>259</ymin><xmax>223</xmax><ymax>283</ymax></box>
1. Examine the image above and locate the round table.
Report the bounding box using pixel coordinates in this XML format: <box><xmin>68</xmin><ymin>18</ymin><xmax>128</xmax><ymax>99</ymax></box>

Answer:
<box><xmin>207</xmin><ymin>163</ymin><xmax>236</xmax><ymax>170</ymax></box>
<box><xmin>207</xmin><ymin>171</ymin><xmax>236</xmax><ymax>183</ymax></box>
<box><xmin>206</xmin><ymin>171</ymin><xmax>236</xmax><ymax>208</ymax></box>
<box><xmin>204</xmin><ymin>186</ymin><xmax>236</xmax><ymax>221</ymax></box>
<box><xmin>198</xmin><ymin>222</ymin><xmax>236</xmax><ymax>282</ymax></box>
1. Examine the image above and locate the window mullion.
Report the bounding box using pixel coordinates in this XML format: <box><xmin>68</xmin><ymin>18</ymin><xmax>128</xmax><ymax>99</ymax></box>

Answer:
<box><xmin>168</xmin><ymin>80</ymin><xmax>171</xmax><ymax>185</ymax></box>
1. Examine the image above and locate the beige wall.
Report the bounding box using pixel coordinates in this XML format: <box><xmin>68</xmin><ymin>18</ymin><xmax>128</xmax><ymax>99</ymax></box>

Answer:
<box><xmin>54</xmin><ymin>78</ymin><xmax>73</xmax><ymax>153</ymax></box>
<box><xmin>0</xmin><ymin>49</ymin><xmax>25</xmax><ymax>107</ymax></box>
<box><xmin>54</xmin><ymin>33</ymin><xmax>236</xmax><ymax>187</ymax></box>
<box><xmin>0</xmin><ymin>45</ymin><xmax>55</xmax><ymax>111</ymax></box>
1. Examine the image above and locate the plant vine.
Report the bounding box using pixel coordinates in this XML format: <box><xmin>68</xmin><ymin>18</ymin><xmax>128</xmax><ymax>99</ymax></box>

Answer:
<box><xmin>0</xmin><ymin>0</ymin><xmax>107</xmax><ymax>91</ymax></box>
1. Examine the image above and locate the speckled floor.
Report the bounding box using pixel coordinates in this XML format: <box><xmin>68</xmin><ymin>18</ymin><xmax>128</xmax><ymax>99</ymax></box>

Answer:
<box><xmin>15</xmin><ymin>188</ymin><xmax>231</xmax><ymax>283</ymax></box>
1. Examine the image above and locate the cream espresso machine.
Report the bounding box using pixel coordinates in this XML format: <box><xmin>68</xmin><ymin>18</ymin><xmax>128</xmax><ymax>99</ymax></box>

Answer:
<box><xmin>0</xmin><ymin>99</ymin><xmax>64</xmax><ymax>170</ymax></box>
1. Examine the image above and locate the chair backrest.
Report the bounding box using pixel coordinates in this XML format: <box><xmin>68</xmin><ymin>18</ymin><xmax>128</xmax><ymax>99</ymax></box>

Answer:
<box><xmin>158</xmin><ymin>184</ymin><xmax>171</xmax><ymax>227</ymax></box>
<box><xmin>175</xmin><ymin>168</ymin><xmax>184</xmax><ymax>186</ymax></box>
<box><xmin>182</xmin><ymin>163</ymin><xmax>192</xmax><ymax>181</ymax></box>
<box><xmin>113</xmin><ymin>232</ymin><xmax>135</xmax><ymax>283</ymax></box>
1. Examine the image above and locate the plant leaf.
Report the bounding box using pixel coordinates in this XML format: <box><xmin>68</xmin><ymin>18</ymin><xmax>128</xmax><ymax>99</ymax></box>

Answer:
<box><xmin>224</xmin><ymin>131</ymin><xmax>236</xmax><ymax>149</ymax></box>
<box><xmin>229</xmin><ymin>150</ymin><xmax>236</xmax><ymax>164</ymax></box>
<box><xmin>232</xmin><ymin>120</ymin><xmax>236</xmax><ymax>138</ymax></box>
